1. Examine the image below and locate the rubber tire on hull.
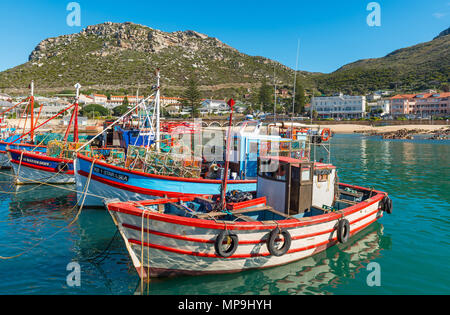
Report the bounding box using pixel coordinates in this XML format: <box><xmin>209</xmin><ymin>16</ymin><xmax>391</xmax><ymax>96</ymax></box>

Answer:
<box><xmin>214</xmin><ymin>230</ymin><xmax>238</xmax><ymax>258</ymax></box>
<box><xmin>381</xmin><ymin>195</ymin><xmax>393</xmax><ymax>214</ymax></box>
<box><xmin>56</xmin><ymin>162</ymin><xmax>69</xmax><ymax>172</ymax></box>
<box><xmin>267</xmin><ymin>228</ymin><xmax>291</xmax><ymax>256</ymax></box>
<box><xmin>337</xmin><ymin>219</ymin><xmax>350</xmax><ymax>244</ymax></box>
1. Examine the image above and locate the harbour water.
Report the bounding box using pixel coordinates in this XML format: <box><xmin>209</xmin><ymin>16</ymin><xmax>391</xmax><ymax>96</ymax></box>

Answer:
<box><xmin>0</xmin><ymin>134</ymin><xmax>448</xmax><ymax>294</ymax></box>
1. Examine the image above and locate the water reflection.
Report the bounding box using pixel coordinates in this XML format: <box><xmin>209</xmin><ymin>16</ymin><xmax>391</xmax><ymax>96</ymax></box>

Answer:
<box><xmin>135</xmin><ymin>223</ymin><xmax>391</xmax><ymax>295</ymax></box>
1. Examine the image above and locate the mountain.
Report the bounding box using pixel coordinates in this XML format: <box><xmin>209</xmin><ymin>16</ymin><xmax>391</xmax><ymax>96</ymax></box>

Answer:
<box><xmin>0</xmin><ymin>22</ymin><xmax>448</xmax><ymax>97</ymax></box>
<box><xmin>0</xmin><ymin>22</ymin><xmax>315</xmax><ymax>97</ymax></box>
<box><xmin>315</xmin><ymin>27</ymin><xmax>450</xmax><ymax>94</ymax></box>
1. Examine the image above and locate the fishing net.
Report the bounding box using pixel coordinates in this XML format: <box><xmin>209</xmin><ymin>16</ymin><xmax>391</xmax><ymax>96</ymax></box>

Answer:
<box><xmin>125</xmin><ymin>145</ymin><xmax>201</xmax><ymax>178</ymax></box>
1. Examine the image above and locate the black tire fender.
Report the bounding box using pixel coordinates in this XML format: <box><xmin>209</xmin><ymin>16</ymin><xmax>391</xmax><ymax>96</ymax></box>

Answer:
<box><xmin>214</xmin><ymin>230</ymin><xmax>238</xmax><ymax>258</ymax></box>
<box><xmin>337</xmin><ymin>219</ymin><xmax>350</xmax><ymax>243</ymax></box>
<box><xmin>56</xmin><ymin>162</ymin><xmax>68</xmax><ymax>172</ymax></box>
<box><xmin>381</xmin><ymin>195</ymin><xmax>393</xmax><ymax>214</ymax></box>
<box><xmin>267</xmin><ymin>228</ymin><xmax>291</xmax><ymax>256</ymax></box>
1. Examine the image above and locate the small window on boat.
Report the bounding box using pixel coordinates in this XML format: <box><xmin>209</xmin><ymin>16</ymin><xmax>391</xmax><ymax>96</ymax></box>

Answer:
<box><xmin>318</xmin><ymin>174</ymin><xmax>328</xmax><ymax>182</ymax></box>
<box><xmin>249</xmin><ymin>142</ymin><xmax>258</xmax><ymax>154</ymax></box>
<box><xmin>301</xmin><ymin>167</ymin><xmax>311</xmax><ymax>182</ymax></box>
<box><xmin>275</xmin><ymin>164</ymin><xmax>287</xmax><ymax>181</ymax></box>
<box><xmin>233</xmin><ymin>137</ymin><xmax>240</xmax><ymax>151</ymax></box>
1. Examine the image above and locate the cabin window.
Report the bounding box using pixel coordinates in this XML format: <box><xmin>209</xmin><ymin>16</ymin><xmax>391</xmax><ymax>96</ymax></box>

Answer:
<box><xmin>249</xmin><ymin>142</ymin><xmax>258</xmax><ymax>154</ymax></box>
<box><xmin>301</xmin><ymin>167</ymin><xmax>311</xmax><ymax>182</ymax></box>
<box><xmin>233</xmin><ymin>137</ymin><xmax>240</xmax><ymax>151</ymax></box>
<box><xmin>318</xmin><ymin>174</ymin><xmax>328</xmax><ymax>182</ymax></box>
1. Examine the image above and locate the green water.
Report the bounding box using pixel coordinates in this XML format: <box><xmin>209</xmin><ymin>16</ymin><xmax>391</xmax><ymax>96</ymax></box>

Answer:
<box><xmin>0</xmin><ymin>134</ymin><xmax>448</xmax><ymax>294</ymax></box>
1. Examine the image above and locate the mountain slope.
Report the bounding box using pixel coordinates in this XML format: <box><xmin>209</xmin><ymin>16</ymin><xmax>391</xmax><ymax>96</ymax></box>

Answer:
<box><xmin>0</xmin><ymin>22</ymin><xmax>315</xmax><ymax>95</ymax></box>
<box><xmin>0</xmin><ymin>23</ymin><xmax>448</xmax><ymax>96</ymax></box>
<box><xmin>315</xmin><ymin>27</ymin><xmax>450</xmax><ymax>94</ymax></box>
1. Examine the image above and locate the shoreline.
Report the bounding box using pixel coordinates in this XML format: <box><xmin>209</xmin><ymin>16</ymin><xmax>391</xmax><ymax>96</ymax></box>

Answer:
<box><xmin>326</xmin><ymin>124</ymin><xmax>450</xmax><ymax>134</ymax></box>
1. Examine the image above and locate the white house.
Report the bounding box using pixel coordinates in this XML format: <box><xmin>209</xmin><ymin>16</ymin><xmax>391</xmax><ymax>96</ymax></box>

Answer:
<box><xmin>78</xmin><ymin>94</ymin><xmax>94</xmax><ymax>105</ymax></box>
<box><xmin>91</xmin><ymin>94</ymin><xmax>108</xmax><ymax>105</ymax></box>
<box><xmin>369</xmin><ymin>99</ymin><xmax>390</xmax><ymax>116</ymax></box>
<box><xmin>311</xmin><ymin>93</ymin><xmax>366</xmax><ymax>119</ymax></box>
<box><xmin>201</xmin><ymin>99</ymin><xmax>228</xmax><ymax>114</ymax></box>
<box><xmin>0</xmin><ymin>93</ymin><xmax>12</xmax><ymax>101</ymax></box>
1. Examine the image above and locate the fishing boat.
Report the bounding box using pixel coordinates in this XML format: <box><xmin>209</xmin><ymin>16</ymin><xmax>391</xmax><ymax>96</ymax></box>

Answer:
<box><xmin>105</xmin><ymin>155</ymin><xmax>392</xmax><ymax>278</ymax></box>
<box><xmin>0</xmin><ymin>81</ymin><xmax>48</xmax><ymax>168</ymax></box>
<box><xmin>7</xmin><ymin>83</ymin><xmax>85</xmax><ymax>184</ymax></box>
<box><xmin>73</xmin><ymin>72</ymin><xmax>321</xmax><ymax>207</ymax></box>
<box><xmin>104</xmin><ymin>97</ymin><xmax>392</xmax><ymax>278</ymax></box>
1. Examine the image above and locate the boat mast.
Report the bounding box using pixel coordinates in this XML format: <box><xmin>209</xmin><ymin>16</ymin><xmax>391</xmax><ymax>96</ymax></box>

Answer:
<box><xmin>155</xmin><ymin>69</ymin><xmax>161</xmax><ymax>152</ymax></box>
<box><xmin>273</xmin><ymin>65</ymin><xmax>277</xmax><ymax>122</ymax></box>
<box><xmin>73</xmin><ymin>83</ymin><xmax>81</xmax><ymax>143</ymax></box>
<box><xmin>30</xmin><ymin>80</ymin><xmax>34</xmax><ymax>142</ymax></box>
<box><xmin>220</xmin><ymin>98</ymin><xmax>235</xmax><ymax>210</ymax></box>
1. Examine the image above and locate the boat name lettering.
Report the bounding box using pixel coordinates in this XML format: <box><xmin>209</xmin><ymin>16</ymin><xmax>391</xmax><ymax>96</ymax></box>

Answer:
<box><xmin>93</xmin><ymin>166</ymin><xmax>129</xmax><ymax>182</ymax></box>
<box><xmin>22</xmin><ymin>157</ymin><xmax>51</xmax><ymax>167</ymax></box>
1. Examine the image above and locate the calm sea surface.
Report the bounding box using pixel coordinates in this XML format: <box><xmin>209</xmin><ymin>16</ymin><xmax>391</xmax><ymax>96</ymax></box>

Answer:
<box><xmin>0</xmin><ymin>134</ymin><xmax>448</xmax><ymax>294</ymax></box>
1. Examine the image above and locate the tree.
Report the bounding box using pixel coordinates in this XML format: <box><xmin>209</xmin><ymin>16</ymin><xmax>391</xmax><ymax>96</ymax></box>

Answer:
<box><xmin>293</xmin><ymin>82</ymin><xmax>306</xmax><ymax>114</ymax></box>
<box><xmin>112</xmin><ymin>104</ymin><xmax>129</xmax><ymax>116</ymax></box>
<box><xmin>80</xmin><ymin>104</ymin><xmax>109</xmax><ymax>117</ymax></box>
<box><xmin>122</xmin><ymin>96</ymin><xmax>129</xmax><ymax>106</ymax></box>
<box><xmin>258</xmin><ymin>79</ymin><xmax>272</xmax><ymax>112</ymax></box>
<box><xmin>182</xmin><ymin>76</ymin><xmax>202</xmax><ymax>118</ymax></box>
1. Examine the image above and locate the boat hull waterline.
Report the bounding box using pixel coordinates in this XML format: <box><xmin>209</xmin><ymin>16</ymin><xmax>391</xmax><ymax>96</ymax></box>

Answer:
<box><xmin>0</xmin><ymin>141</ymin><xmax>46</xmax><ymax>168</ymax></box>
<box><xmin>106</xmin><ymin>186</ymin><xmax>386</xmax><ymax>277</ymax></box>
<box><xmin>8</xmin><ymin>149</ymin><xmax>74</xmax><ymax>184</ymax></box>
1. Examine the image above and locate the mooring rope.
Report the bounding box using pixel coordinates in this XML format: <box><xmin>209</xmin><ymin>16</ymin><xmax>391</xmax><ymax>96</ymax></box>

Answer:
<box><xmin>0</xmin><ymin>159</ymin><xmax>96</xmax><ymax>260</ymax></box>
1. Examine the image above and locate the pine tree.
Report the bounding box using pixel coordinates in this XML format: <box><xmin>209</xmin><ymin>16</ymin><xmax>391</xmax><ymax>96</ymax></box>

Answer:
<box><xmin>182</xmin><ymin>76</ymin><xmax>202</xmax><ymax>118</ymax></box>
<box><xmin>294</xmin><ymin>82</ymin><xmax>306</xmax><ymax>114</ymax></box>
<box><xmin>258</xmin><ymin>79</ymin><xmax>272</xmax><ymax>112</ymax></box>
<box><xmin>122</xmin><ymin>96</ymin><xmax>129</xmax><ymax>106</ymax></box>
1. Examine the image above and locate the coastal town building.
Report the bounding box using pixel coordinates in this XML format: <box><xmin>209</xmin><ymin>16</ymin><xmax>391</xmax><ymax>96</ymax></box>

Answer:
<box><xmin>310</xmin><ymin>93</ymin><xmax>366</xmax><ymax>119</ymax></box>
<box><xmin>107</xmin><ymin>95</ymin><xmax>144</xmax><ymax>108</ymax></box>
<box><xmin>390</xmin><ymin>93</ymin><xmax>450</xmax><ymax>118</ymax></box>
<box><xmin>0</xmin><ymin>93</ymin><xmax>12</xmax><ymax>102</ymax></box>
<box><xmin>91</xmin><ymin>94</ymin><xmax>108</xmax><ymax>105</ymax></box>
<box><xmin>368</xmin><ymin>99</ymin><xmax>390</xmax><ymax>116</ymax></box>
<box><xmin>201</xmin><ymin>99</ymin><xmax>229</xmax><ymax>114</ymax></box>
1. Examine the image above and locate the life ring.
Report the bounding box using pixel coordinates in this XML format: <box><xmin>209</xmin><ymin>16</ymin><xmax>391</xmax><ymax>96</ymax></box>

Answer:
<box><xmin>267</xmin><ymin>228</ymin><xmax>291</xmax><ymax>256</ymax></box>
<box><xmin>380</xmin><ymin>195</ymin><xmax>393</xmax><ymax>214</ymax></box>
<box><xmin>56</xmin><ymin>162</ymin><xmax>68</xmax><ymax>173</ymax></box>
<box><xmin>337</xmin><ymin>219</ymin><xmax>350</xmax><ymax>243</ymax></box>
<box><xmin>321</xmin><ymin>128</ymin><xmax>331</xmax><ymax>142</ymax></box>
<box><xmin>214</xmin><ymin>230</ymin><xmax>238</xmax><ymax>258</ymax></box>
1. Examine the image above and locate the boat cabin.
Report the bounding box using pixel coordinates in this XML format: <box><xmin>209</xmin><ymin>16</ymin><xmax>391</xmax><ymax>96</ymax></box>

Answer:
<box><xmin>256</xmin><ymin>156</ymin><xmax>337</xmax><ymax>216</ymax></box>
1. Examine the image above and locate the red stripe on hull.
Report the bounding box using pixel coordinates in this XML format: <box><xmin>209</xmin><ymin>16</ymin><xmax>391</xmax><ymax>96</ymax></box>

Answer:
<box><xmin>10</xmin><ymin>159</ymin><xmax>74</xmax><ymax>175</ymax></box>
<box><xmin>133</xmin><ymin>215</ymin><xmax>381</xmax><ymax>277</ymax></box>
<box><xmin>127</xmin><ymin>211</ymin><xmax>381</xmax><ymax>259</ymax></box>
<box><xmin>120</xmin><ymin>208</ymin><xmax>381</xmax><ymax>246</ymax></box>
<box><xmin>108</xmin><ymin>191</ymin><xmax>384</xmax><ymax>231</ymax></box>
<box><xmin>78</xmin><ymin>170</ymin><xmax>209</xmax><ymax>198</ymax></box>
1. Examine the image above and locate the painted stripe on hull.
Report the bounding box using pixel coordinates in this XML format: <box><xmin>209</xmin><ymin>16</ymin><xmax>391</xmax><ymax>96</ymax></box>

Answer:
<box><xmin>74</xmin><ymin>156</ymin><xmax>257</xmax><ymax>207</ymax></box>
<box><xmin>109</xmin><ymin>197</ymin><xmax>383</xmax><ymax>276</ymax></box>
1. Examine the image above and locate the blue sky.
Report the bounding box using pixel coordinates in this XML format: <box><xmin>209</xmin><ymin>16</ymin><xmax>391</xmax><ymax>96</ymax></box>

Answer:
<box><xmin>0</xmin><ymin>0</ymin><xmax>448</xmax><ymax>73</ymax></box>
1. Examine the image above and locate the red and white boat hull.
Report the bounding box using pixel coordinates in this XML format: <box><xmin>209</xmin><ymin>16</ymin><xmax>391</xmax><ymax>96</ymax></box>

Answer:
<box><xmin>107</xmin><ymin>188</ymin><xmax>385</xmax><ymax>278</ymax></box>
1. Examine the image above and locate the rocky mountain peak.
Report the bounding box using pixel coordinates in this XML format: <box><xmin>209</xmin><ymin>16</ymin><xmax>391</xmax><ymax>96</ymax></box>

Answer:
<box><xmin>29</xmin><ymin>22</ymin><xmax>233</xmax><ymax>61</ymax></box>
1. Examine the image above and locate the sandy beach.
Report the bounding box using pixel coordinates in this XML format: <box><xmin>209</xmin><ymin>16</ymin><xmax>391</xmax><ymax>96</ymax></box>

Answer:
<box><xmin>327</xmin><ymin>124</ymin><xmax>450</xmax><ymax>134</ymax></box>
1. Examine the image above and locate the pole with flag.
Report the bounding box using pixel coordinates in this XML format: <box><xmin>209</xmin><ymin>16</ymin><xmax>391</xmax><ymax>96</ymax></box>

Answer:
<box><xmin>220</xmin><ymin>98</ymin><xmax>235</xmax><ymax>211</ymax></box>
